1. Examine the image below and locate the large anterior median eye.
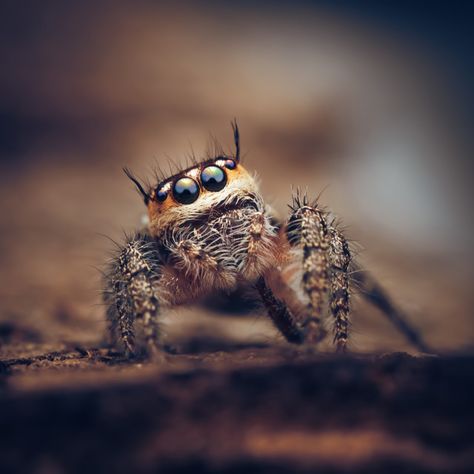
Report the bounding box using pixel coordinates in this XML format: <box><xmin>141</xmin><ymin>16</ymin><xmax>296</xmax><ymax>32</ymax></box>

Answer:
<box><xmin>201</xmin><ymin>165</ymin><xmax>227</xmax><ymax>192</ymax></box>
<box><xmin>172</xmin><ymin>177</ymin><xmax>199</xmax><ymax>204</ymax></box>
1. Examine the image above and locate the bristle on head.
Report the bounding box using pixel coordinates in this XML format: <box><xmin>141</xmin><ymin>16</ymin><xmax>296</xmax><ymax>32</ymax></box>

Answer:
<box><xmin>123</xmin><ymin>167</ymin><xmax>150</xmax><ymax>205</ymax></box>
<box><xmin>232</xmin><ymin>119</ymin><xmax>240</xmax><ymax>163</ymax></box>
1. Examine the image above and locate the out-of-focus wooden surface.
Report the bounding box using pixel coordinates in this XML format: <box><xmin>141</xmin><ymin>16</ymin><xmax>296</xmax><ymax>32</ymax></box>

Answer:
<box><xmin>1</xmin><ymin>350</ymin><xmax>473</xmax><ymax>473</ymax></box>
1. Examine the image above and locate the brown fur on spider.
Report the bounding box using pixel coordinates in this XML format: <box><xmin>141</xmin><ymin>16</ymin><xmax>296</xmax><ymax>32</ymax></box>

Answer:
<box><xmin>103</xmin><ymin>122</ymin><xmax>431</xmax><ymax>360</ymax></box>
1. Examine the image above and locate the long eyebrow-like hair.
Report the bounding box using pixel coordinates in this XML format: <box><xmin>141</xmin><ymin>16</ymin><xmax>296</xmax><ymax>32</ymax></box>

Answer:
<box><xmin>232</xmin><ymin>119</ymin><xmax>240</xmax><ymax>163</ymax></box>
<box><xmin>123</xmin><ymin>167</ymin><xmax>150</xmax><ymax>205</ymax></box>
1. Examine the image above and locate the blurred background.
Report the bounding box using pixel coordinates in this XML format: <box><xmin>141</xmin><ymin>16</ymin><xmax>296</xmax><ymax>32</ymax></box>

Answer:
<box><xmin>0</xmin><ymin>0</ymin><xmax>472</xmax><ymax>355</ymax></box>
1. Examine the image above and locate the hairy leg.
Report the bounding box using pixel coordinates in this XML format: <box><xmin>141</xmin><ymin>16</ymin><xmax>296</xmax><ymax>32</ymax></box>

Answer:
<box><xmin>255</xmin><ymin>276</ymin><xmax>305</xmax><ymax>344</ymax></box>
<box><xmin>104</xmin><ymin>233</ymin><xmax>163</xmax><ymax>359</ymax></box>
<box><xmin>274</xmin><ymin>192</ymin><xmax>431</xmax><ymax>353</ymax></box>
<box><xmin>327</xmin><ymin>226</ymin><xmax>352</xmax><ymax>352</ymax></box>
<box><xmin>286</xmin><ymin>193</ymin><xmax>331</xmax><ymax>344</ymax></box>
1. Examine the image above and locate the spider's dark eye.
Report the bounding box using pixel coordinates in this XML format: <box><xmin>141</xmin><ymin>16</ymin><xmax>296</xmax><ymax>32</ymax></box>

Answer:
<box><xmin>224</xmin><ymin>159</ymin><xmax>236</xmax><ymax>170</ymax></box>
<box><xmin>172</xmin><ymin>177</ymin><xmax>199</xmax><ymax>204</ymax></box>
<box><xmin>156</xmin><ymin>187</ymin><xmax>168</xmax><ymax>202</ymax></box>
<box><xmin>201</xmin><ymin>165</ymin><xmax>227</xmax><ymax>192</ymax></box>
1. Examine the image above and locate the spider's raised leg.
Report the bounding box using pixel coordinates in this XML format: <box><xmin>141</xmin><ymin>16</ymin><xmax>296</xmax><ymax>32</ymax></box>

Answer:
<box><xmin>104</xmin><ymin>233</ymin><xmax>163</xmax><ymax>359</ymax></box>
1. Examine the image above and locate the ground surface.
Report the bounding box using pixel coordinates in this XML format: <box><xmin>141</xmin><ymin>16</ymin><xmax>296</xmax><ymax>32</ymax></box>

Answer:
<box><xmin>1</xmin><ymin>342</ymin><xmax>473</xmax><ymax>474</ymax></box>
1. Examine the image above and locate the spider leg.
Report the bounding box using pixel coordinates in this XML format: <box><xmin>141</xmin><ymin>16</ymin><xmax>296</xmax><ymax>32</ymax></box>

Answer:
<box><xmin>286</xmin><ymin>194</ymin><xmax>331</xmax><ymax>344</ymax></box>
<box><xmin>353</xmin><ymin>269</ymin><xmax>433</xmax><ymax>353</ymax></box>
<box><xmin>255</xmin><ymin>276</ymin><xmax>305</xmax><ymax>344</ymax></box>
<box><xmin>327</xmin><ymin>226</ymin><xmax>352</xmax><ymax>352</ymax></box>
<box><xmin>239</xmin><ymin>206</ymin><xmax>306</xmax><ymax>344</ymax></box>
<box><xmin>104</xmin><ymin>233</ymin><xmax>163</xmax><ymax>359</ymax></box>
<box><xmin>266</xmin><ymin>193</ymin><xmax>430</xmax><ymax>353</ymax></box>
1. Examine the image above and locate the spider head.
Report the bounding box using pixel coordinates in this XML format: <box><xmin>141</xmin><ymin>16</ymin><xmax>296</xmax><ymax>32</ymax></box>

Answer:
<box><xmin>148</xmin><ymin>157</ymin><xmax>262</xmax><ymax>235</ymax></box>
<box><xmin>125</xmin><ymin>124</ymin><xmax>264</xmax><ymax>237</ymax></box>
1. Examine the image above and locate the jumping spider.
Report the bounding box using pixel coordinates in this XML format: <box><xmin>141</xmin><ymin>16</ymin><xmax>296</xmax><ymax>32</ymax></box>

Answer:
<box><xmin>104</xmin><ymin>122</ymin><xmax>430</xmax><ymax>359</ymax></box>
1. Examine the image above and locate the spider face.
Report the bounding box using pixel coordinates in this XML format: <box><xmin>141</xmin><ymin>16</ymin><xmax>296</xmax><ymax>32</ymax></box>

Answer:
<box><xmin>147</xmin><ymin>157</ymin><xmax>263</xmax><ymax>237</ymax></box>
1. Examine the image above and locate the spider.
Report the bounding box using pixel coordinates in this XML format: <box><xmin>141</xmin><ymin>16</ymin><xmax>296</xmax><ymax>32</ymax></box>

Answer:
<box><xmin>103</xmin><ymin>122</ymin><xmax>430</xmax><ymax>359</ymax></box>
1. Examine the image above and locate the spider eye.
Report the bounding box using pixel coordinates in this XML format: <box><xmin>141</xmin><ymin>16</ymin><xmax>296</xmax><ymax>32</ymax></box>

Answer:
<box><xmin>201</xmin><ymin>165</ymin><xmax>227</xmax><ymax>192</ymax></box>
<box><xmin>156</xmin><ymin>187</ymin><xmax>168</xmax><ymax>202</ymax></box>
<box><xmin>224</xmin><ymin>159</ymin><xmax>236</xmax><ymax>170</ymax></box>
<box><xmin>172</xmin><ymin>177</ymin><xmax>199</xmax><ymax>204</ymax></box>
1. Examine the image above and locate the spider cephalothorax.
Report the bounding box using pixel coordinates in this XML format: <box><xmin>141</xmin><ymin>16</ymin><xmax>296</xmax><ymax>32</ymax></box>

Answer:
<box><xmin>104</xmin><ymin>122</ymin><xmax>430</xmax><ymax>359</ymax></box>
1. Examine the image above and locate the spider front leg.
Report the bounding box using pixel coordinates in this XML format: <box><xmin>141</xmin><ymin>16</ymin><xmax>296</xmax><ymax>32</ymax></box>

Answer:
<box><xmin>327</xmin><ymin>226</ymin><xmax>352</xmax><ymax>352</ymax></box>
<box><xmin>286</xmin><ymin>197</ymin><xmax>330</xmax><ymax>345</ymax></box>
<box><xmin>286</xmin><ymin>194</ymin><xmax>352</xmax><ymax>351</ymax></box>
<box><xmin>104</xmin><ymin>233</ymin><xmax>163</xmax><ymax>359</ymax></box>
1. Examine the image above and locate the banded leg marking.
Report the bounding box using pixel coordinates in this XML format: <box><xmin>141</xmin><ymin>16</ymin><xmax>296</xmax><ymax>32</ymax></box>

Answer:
<box><xmin>288</xmin><ymin>203</ymin><xmax>331</xmax><ymax>344</ymax></box>
<box><xmin>328</xmin><ymin>227</ymin><xmax>351</xmax><ymax>352</ymax></box>
<box><xmin>106</xmin><ymin>234</ymin><xmax>162</xmax><ymax>358</ymax></box>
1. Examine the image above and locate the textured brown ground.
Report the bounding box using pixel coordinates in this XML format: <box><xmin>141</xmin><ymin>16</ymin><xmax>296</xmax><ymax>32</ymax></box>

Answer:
<box><xmin>1</xmin><ymin>345</ymin><xmax>473</xmax><ymax>473</ymax></box>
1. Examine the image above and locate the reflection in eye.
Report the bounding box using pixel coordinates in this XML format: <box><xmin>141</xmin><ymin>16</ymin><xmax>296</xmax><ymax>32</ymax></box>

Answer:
<box><xmin>172</xmin><ymin>177</ymin><xmax>200</xmax><ymax>204</ymax></box>
<box><xmin>201</xmin><ymin>165</ymin><xmax>227</xmax><ymax>192</ymax></box>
